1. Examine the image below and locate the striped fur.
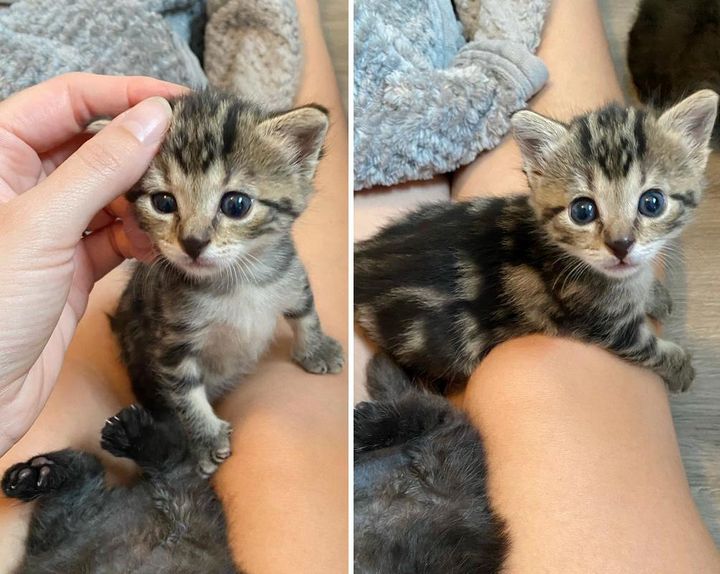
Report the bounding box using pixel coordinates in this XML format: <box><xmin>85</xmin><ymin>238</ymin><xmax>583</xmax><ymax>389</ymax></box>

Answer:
<box><xmin>113</xmin><ymin>90</ymin><xmax>344</xmax><ymax>475</ymax></box>
<box><xmin>355</xmin><ymin>91</ymin><xmax>717</xmax><ymax>393</ymax></box>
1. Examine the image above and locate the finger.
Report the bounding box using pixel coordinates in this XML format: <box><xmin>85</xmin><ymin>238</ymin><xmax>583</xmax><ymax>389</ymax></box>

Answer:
<box><xmin>81</xmin><ymin>220</ymin><xmax>130</xmax><ymax>280</ymax></box>
<box><xmin>39</xmin><ymin>132</ymin><xmax>93</xmax><ymax>174</ymax></box>
<box><xmin>86</xmin><ymin>197</ymin><xmax>131</xmax><ymax>231</ymax></box>
<box><xmin>0</xmin><ymin>73</ymin><xmax>186</xmax><ymax>153</ymax></box>
<box><xmin>121</xmin><ymin>208</ymin><xmax>154</xmax><ymax>255</ymax></box>
<box><xmin>86</xmin><ymin>207</ymin><xmax>118</xmax><ymax>233</ymax></box>
<box><xmin>20</xmin><ymin>97</ymin><xmax>172</xmax><ymax>241</ymax></box>
<box><xmin>83</xmin><ymin>219</ymin><xmax>155</xmax><ymax>280</ymax></box>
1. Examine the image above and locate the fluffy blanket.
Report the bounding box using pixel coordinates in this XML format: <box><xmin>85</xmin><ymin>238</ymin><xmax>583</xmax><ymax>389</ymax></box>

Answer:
<box><xmin>0</xmin><ymin>0</ymin><xmax>301</xmax><ymax>110</ymax></box>
<box><xmin>354</xmin><ymin>0</ymin><xmax>550</xmax><ymax>190</ymax></box>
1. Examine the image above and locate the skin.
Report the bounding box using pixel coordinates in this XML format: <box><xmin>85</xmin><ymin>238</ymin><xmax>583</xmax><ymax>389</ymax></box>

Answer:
<box><xmin>0</xmin><ymin>1</ymin><xmax>348</xmax><ymax>572</ymax></box>
<box><xmin>0</xmin><ymin>74</ymin><xmax>182</xmax><ymax>456</ymax></box>
<box><xmin>355</xmin><ymin>0</ymin><xmax>720</xmax><ymax>570</ymax></box>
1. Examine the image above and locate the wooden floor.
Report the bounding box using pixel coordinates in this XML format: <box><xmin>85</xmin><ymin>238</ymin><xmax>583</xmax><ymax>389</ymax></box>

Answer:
<box><xmin>601</xmin><ymin>0</ymin><xmax>720</xmax><ymax>542</ymax></box>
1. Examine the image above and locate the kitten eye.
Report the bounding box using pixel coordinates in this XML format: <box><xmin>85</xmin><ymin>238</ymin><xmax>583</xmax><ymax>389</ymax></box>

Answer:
<box><xmin>150</xmin><ymin>193</ymin><xmax>177</xmax><ymax>214</ymax></box>
<box><xmin>638</xmin><ymin>188</ymin><xmax>666</xmax><ymax>217</ymax></box>
<box><xmin>569</xmin><ymin>197</ymin><xmax>597</xmax><ymax>225</ymax></box>
<box><xmin>220</xmin><ymin>192</ymin><xmax>253</xmax><ymax>219</ymax></box>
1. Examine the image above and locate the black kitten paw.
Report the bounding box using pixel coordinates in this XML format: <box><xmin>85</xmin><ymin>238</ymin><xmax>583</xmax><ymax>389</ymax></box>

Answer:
<box><xmin>100</xmin><ymin>404</ymin><xmax>155</xmax><ymax>459</ymax></box>
<box><xmin>2</xmin><ymin>455</ymin><xmax>62</xmax><ymax>500</ymax></box>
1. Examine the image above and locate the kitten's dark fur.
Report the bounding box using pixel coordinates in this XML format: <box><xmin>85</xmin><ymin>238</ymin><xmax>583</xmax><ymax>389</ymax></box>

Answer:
<box><xmin>629</xmin><ymin>0</ymin><xmax>720</xmax><ymax>146</ymax></box>
<box><xmin>354</xmin><ymin>355</ymin><xmax>507</xmax><ymax>574</ymax></box>
<box><xmin>2</xmin><ymin>406</ymin><xmax>240</xmax><ymax>573</ymax></box>
<box><xmin>112</xmin><ymin>90</ymin><xmax>344</xmax><ymax>475</ymax></box>
<box><xmin>355</xmin><ymin>92</ymin><xmax>717</xmax><ymax>393</ymax></box>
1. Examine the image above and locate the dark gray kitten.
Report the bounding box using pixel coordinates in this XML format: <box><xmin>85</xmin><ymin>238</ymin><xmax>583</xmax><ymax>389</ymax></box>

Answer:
<box><xmin>112</xmin><ymin>90</ymin><xmax>344</xmax><ymax>475</ymax></box>
<box><xmin>355</xmin><ymin>355</ymin><xmax>508</xmax><ymax>574</ymax></box>
<box><xmin>356</xmin><ymin>91</ymin><xmax>717</xmax><ymax>393</ymax></box>
<box><xmin>2</xmin><ymin>405</ymin><xmax>240</xmax><ymax>573</ymax></box>
<box><xmin>629</xmin><ymin>0</ymin><xmax>720</xmax><ymax>146</ymax></box>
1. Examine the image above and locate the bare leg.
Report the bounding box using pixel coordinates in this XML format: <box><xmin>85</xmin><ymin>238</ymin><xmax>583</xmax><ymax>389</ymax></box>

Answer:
<box><xmin>0</xmin><ymin>1</ymin><xmax>348</xmax><ymax>572</ymax></box>
<box><xmin>353</xmin><ymin>0</ymin><xmax>717</xmax><ymax>568</ymax></box>
<box><xmin>212</xmin><ymin>1</ymin><xmax>348</xmax><ymax>571</ymax></box>
<box><xmin>460</xmin><ymin>336</ymin><xmax>719</xmax><ymax>572</ymax></box>
<box><xmin>445</xmin><ymin>0</ymin><xmax>717</xmax><ymax>568</ymax></box>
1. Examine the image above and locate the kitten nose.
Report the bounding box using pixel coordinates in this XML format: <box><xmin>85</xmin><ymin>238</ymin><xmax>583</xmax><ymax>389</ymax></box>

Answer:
<box><xmin>605</xmin><ymin>236</ymin><xmax>635</xmax><ymax>260</ymax></box>
<box><xmin>180</xmin><ymin>236</ymin><xmax>210</xmax><ymax>260</ymax></box>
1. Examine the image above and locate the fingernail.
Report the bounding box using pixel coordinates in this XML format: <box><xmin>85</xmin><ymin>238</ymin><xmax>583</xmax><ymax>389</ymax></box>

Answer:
<box><xmin>119</xmin><ymin>97</ymin><xmax>172</xmax><ymax>145</ymax></box>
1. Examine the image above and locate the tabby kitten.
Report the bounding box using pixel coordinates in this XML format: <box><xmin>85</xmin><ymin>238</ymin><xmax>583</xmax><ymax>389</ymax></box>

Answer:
<box><xmin>355</xmin><ymin>355</ymin><xmax>507</xmax><ymax>574</ymax></box>
<box><xmin>3</xmin><ymin>406</ymin><xmax>240</xmax><ymax>573</ymax></box>
<box><xmin>113</xmin><ymin>90</ymin><xmax>344</xmax><ymax>475</ymax></box>
<box><xmin>355</xmin><ymin>90</ymin><xmax>717</xmax><ymax>393</ymax></box>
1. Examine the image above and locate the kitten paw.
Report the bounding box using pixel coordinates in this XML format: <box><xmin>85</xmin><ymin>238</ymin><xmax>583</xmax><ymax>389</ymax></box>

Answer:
<box><xmin>100</xmin><ymin>404</ymin><xmax>155</xmax><ymax>459</ymax></box>
<box><xmin>647</xmin><ymin>297</ymin><xmax>673</xmax><ymax>322</ymax></box>
<box><xmin>2</xmin><ymin>455</ymin><xmax>61</xmax><ymax>500</ymax></box>
<box><xmin>293</xmin><ymin>335</ymin><xmax>345</xmax><ymax>375</ymax></box>
<box><xmin>665</xmin><ymin>355</ymin><xmax>695</xmax><ymax>393</ymax></box>
<box><xmin>196</xmin><ymin>421</ymin><xmax>232</xmax><ymax>477</ymax></box>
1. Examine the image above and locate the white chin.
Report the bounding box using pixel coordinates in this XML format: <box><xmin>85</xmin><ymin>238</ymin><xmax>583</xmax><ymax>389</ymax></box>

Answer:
<box><xmin>596</xmin><ymin>261</ymin><xmax>642</xmax><ymax>279</ymax></box>
<box><xmin>168</xmin><ymin>257</ymin><xmax>222</xmax><ymax>279</ymax></box>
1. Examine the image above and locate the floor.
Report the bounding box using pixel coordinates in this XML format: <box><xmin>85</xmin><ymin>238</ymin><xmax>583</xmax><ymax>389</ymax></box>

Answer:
<box><xmin>601</xmin><ymin>0</ymin><xmax>720</xmax><ymax>542</ymax></box>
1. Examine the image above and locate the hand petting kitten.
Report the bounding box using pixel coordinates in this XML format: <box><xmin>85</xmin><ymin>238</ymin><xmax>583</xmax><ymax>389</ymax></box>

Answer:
<box><xmin>0</xmin><ymin>73</ymin><xmax>184</xmax><ymax>456</ymax></box>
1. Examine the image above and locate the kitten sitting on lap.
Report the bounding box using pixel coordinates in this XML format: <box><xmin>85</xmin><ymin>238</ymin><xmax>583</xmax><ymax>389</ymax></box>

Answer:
<box><xmin>112</xmin><ymin>90</ymin><xmax>344</xmax><ymax>475</ymax></box>
<box><xmin>3</xmin><ymin>406</ymin><xmax>241</xmax><ymax>573</ymax></box>
<box><xmin>355</xmin><ymin>90</ymin><xmax>717</xmax><ymax>393</ymax></box>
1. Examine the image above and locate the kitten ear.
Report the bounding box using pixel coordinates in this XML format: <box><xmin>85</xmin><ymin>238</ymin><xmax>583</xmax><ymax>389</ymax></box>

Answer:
<box><xmin>658</xmin><ymin>89</ymin><xmax>718</xmax><ymax>150</ymax></box>
<box><xmin>511</xmin><ymin>110</ymin><xmax>568</xmax><ymax>175</ymax></box>
<box><xmin>257</xmin><ymin>105</ymin><xmax>329</xmax><ymax>177</ymax></box>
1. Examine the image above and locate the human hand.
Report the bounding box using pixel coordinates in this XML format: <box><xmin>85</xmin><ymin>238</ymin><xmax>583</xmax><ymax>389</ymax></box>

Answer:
<box><xmin>0</xmin><ymin>73</ymin><xmax>185</xmax><ymax>455</ymax></box>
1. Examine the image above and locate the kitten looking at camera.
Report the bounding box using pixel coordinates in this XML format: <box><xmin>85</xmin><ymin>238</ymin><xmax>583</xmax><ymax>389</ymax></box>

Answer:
<box><xmin>112</xmin><ymin>90</ymin><xmax>344</xmax><ymax>475</ymax></box>
<box><xmin>355</xmin><ymin>90</ymin><xmax>717</xmax><ymax>393</ymax></box>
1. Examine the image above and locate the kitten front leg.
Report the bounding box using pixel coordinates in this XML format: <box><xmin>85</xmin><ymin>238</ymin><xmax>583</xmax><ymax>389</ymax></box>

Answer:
<box><xmin>646</xmin><ymin>279</ymin><xmax>673</xmax><ymax>322</ymax></box>
<box><xmin>602</xmin><ymin>320</ymin><xmax>694</xmax><ymax>392</ymax></box>
<box><xmin>284</xmin><ymin>281</ymin><xmax>344</xmax><ymax>374</ymax></box>
<box><xmin>161</xmin><ymin>357</ymin><xmax>232</xmax><ymax>476</ymax></box>
<box><xmin>101</xmin><ymin>405</ymin><xmax>191</xmax><ymax>474</ymax></box>
<box><xmin>649</xmin><ymin>337</ymin><xmax>695</xmax><ymax>392</ymax></box>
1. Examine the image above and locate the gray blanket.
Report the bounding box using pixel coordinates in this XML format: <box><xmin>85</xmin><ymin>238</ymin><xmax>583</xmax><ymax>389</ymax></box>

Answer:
<box><xmin>0</xmin><ymin>0</ymin><xmax>301</xmax><ymax>111</ymax></box>
<box><xmin>353</xmin><ymin>0</ymin><xmax>550</xmax><ymax>190</ymax></box>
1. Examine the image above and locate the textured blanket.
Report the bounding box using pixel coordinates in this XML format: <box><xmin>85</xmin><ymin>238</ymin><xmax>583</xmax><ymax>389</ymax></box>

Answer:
<box><xmin>354</xmin><ymin>0</ymin><xmax>550</xmax><ymax>190</ymax></box>
<box><xmin>0</xmin><ymin>0</ymin><xmax>301</xmax><ymax>111</ymax></box>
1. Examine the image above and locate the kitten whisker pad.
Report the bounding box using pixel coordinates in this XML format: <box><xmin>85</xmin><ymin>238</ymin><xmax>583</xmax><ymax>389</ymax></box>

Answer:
<box><xmin>355</xmin><ymin>90</ymin><xmax>717</xmax><ymax>393</ymax></box>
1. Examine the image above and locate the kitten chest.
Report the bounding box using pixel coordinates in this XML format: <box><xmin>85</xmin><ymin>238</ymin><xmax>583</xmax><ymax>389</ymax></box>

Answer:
<box><xmin>186</xmin><ymin>284</ymin><xmax>286</xmax><ymax>384</ymax></box>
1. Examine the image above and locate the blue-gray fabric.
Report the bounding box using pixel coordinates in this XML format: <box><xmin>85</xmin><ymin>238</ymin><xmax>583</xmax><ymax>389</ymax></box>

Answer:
<box><xmin>354</xmin><ymin>0</ymin><xmax>550</xmax><ymax>190</ymax></box>
<box><xmin>0</xmin><ymin>0</ymin><xmax>301</xmax><ymax>110</ymax></box>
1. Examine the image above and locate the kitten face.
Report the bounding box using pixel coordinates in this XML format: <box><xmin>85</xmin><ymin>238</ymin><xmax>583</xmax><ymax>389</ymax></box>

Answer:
<box><xmin>512</xmin><ymin>90</ymin><xmax>718</xmax><ymax>279</ymax></box>
<box><xmin>130</xmin><ymin>91</ymin><xmax>328</xmax><ymax>279</ymax></box>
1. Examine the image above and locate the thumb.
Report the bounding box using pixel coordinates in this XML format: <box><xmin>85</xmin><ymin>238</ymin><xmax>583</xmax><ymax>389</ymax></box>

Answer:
<box><xmin>25</xmin><ymin>96</ymin><xmax>172</xmax><ymax>241</ymax></box>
